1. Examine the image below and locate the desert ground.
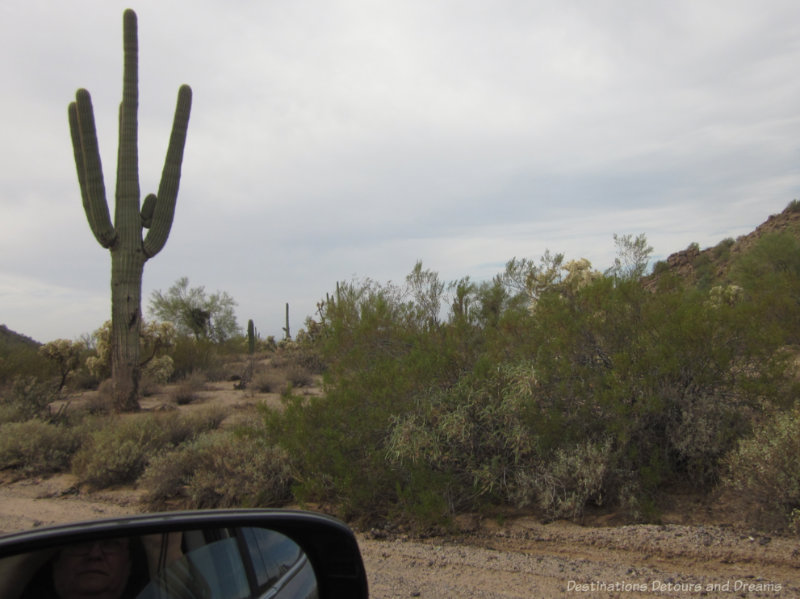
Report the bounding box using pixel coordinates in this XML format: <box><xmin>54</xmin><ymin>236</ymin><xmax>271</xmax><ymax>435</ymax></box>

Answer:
<box><xmin>1</xmin><ymin>380</ymin><xmax>798</xmax><ymax>598</ymax></box>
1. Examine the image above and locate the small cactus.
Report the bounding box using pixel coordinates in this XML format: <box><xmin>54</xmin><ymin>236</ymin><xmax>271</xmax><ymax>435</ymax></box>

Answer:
<box><xmin>247</xmin><ymin>319</ymin><xmax>256</xmax><ymax>354</ymax></box>
<box><xmin>283</xmin><ymin>303</ymin><xmax>291</xmax><ymax>341</ymax></box>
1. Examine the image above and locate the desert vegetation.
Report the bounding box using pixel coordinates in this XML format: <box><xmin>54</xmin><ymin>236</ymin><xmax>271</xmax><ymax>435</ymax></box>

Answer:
<box><xmin>2</xmin><ymin>207</ymin><xmax>800</xmax><ymax>536</ymax></box>
<box><xmin>260</xmin><ymin>218</ymin><xmax>800</xmax><ymax>532</ymax></box>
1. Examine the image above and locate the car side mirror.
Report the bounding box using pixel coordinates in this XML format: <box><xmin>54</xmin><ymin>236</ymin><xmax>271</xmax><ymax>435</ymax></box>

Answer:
<box><xmin>0</xmin><ymin>509</ymin><xmax>368</xmax><ymax>598</ymax></box>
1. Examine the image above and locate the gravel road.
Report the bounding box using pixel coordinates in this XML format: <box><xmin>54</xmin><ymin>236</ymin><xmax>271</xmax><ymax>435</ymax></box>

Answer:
<box><xmin>1</xmin><ymin>476</ymin><xmax>798</xmax><ymax>598</ymax></box>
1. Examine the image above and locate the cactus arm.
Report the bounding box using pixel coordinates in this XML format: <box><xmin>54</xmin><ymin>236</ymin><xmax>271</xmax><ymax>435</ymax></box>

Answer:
<box><xmin>140</xmin><ymin>194</ymin><xmax>156</xmax><ymax>228</ymax></box>
<box><xmin>68</xmin><ymin>91</ymin><xmax>117</xmax><ymax>249</ymax></box>
<box><xmin>143</xmin><ymin>84</ymin><xmax>192</xmax><ymax>258</ymax></box>
<box><xmin>67</xmin><ymin>103</ymin><xmax>88</xmax><ymax>204</ymax></box>
<box><xmin>115</xmin><ymin>8</ymin><xmax>140</xmax><ymax>246</ymax></box>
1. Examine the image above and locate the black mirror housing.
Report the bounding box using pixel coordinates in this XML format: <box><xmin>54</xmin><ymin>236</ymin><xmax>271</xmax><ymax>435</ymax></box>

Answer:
<box><xmin>0</xmin><ymin>509</ymin><xmax>369</xmax><ymax>598</ymax></box>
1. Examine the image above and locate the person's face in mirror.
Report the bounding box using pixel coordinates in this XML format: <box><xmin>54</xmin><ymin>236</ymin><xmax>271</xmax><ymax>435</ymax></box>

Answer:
<box><xmin>51</xmin><ymin>538</ymin><xmax>131</xmax><ymax>599</ymax></box>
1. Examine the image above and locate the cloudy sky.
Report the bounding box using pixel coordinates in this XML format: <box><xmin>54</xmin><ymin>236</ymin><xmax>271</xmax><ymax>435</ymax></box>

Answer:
<box><xmin>2</xmin><ymin>1</ymin><xmax>800</xmax><ymax>343</ymax></box>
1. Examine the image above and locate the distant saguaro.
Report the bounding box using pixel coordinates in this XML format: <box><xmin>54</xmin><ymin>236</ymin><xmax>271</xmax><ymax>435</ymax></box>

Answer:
<box><xmin>283</xmin><ymin>303</ymin><xmax>291</xmax><ymax>340</ymax></box>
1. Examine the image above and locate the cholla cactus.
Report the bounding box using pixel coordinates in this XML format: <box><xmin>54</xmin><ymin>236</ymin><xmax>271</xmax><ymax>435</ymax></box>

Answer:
<box><xmin>68</xmin><ymin>9</ymin><xmax>191</xmax><ymax>411</ymax></box>
<box><xmin>87</xmin><ymin>320</ymin><xmax>176</xmax><ymax>384</ymax></box>
<box><xmin>707</xmin><ymin>284</ymin><xmax>744</xmax><ymax>308</ymax></box>
<box><xmin>39</xmin><ymin>339</ymin><xmax>85</xmax><ymax>391</ymax></box>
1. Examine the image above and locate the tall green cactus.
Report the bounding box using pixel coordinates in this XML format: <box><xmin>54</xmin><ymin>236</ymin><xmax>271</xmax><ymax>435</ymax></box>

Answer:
<box><xmin>247</xmin><ymin>319</ymin><xmax>256</xmax><ymax>354</ymax></box>
<box><xmin>68</xmin><ymin>9</ymin><xmax>192</xmax><ymax>411</ymax></box>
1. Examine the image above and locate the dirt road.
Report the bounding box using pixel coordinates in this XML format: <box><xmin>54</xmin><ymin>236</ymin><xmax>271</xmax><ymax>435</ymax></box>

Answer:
<box><xmin>1</xmin><ymin>476</ymin><xmax>797</xmax><ymax>598</ymax></box>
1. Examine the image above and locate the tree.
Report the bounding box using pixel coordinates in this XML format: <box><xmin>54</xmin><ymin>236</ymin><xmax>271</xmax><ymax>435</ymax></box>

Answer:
<box><xmin>606</xmin><ymin>233</ymin><xmax>653</xmax><ymax>280</ymax></box>
<box><xmin>501</xmin><ymin>250</ymin><xmax>565</xmax><ymax>307</ymax></box>
<box><xmin>149</xmin><ymin>277</ymin><xmax>240</xmax><ymax>343</ymax></box>
<box><xmin>67</xmin><ymin>10</ymin><xmax>192</xmax><ymax>411</ymax></box>
<box><xmin>406</xmin><ymin>261</ymin><xmax>445</xmax><ymax>329</ymax></box>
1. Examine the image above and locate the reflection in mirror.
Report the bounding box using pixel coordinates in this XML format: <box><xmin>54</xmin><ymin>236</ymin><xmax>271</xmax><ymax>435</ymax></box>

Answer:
<box><xmin>0</xmin><ymin>526</ymin><xmax>318</xmax><ymax>599</ymax></box>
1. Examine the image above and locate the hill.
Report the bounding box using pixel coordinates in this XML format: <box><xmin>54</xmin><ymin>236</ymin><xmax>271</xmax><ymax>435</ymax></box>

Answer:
<box><xmin>648</xmin><ymin>200</ymin><xmax>800</xmax><ymax>288</ymax></box>
<box><xmin>0</xmin><ymin>324</ymin><xmax>40</xmax><ymax>353</ymax></box>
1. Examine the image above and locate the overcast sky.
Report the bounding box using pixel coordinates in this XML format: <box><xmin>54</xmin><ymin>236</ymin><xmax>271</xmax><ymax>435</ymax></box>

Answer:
<box><xmin>2</xmin><ymin>1</ymin><xmax>800</xmax><ymax>343</ymax></box>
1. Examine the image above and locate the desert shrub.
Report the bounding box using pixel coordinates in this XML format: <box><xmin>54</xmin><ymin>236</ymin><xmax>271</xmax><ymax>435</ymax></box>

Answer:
<box><xmin>72</xmin><ymin>409</ymin><xmax>226</xmax><ymax>488</ymax></box>
<box><xmin>529</xmin><ymin>274</ymin><xmax>780</xmax><ymax>496</ymax></box>
<box><xmin>262</xmin><ymin>252</ymin><xmax>794</xmax><ymax>526</ymax></box>
<box><xmin>730</xmin><ymin>232</ymin><xmax>800</xmax><ymax>345</ymax></box>
<box><xmin>651</xmin><ymin>260</ymin><xmax>670</xmax><ymax>275</ymax></box>
<box><xmin>251</xmin><ymin>369</ymin><xmax>286</xmax><ymax>394</ymax></box>
<box><xmin>723</xmin><ymin>407</ymin><xmax>800</xmax><ymax>531</ymax></box>
<box><xmin>386</xmin><ymin>364</ymin><xmax>537</xmax><ymax>516</ymax></box>
<box><xmin>141</xmin><ymin>430</ymin><xmax>291</xmax><ymax>509</ymax></box>
<box><xmin>0</xmin><ymin>376</ymin><xmax>61</xmax><ymax>422</ymax></box>
<box><xmin>0</xmin><ymin>344</ymin><xmax>52</xmax><ymax>385</ymax></box>
<box><xmin>0</xmin><ymin>402</ymin><xmax>18</xmax><ymax>425</ymax></box>
<box><xmin>170</xmin><ymin>337</ymin><xmax>226</xmax><ymax>380</ymax></box>
<box><xmin>0</xmin><ymin>420</ymin><xmax>80</xmax><ymax>475</ymax></box>
<box><xmin>285</xmin><ymin>364</ymin><xmax>313</xmax><ymax>388</ymax></box>
<box><xmin>279</xmin><ymin>331</ymin><xmax>326</xmax><ymax>375</ymax></box>
<box><xmin>170</xmin><ymin>371</ymin><xmax>206</xmax><ymax>405</ymax></box>
<box><xmin>262</xmin><ymin>273</ymin><xmax>469</xmax><ymax>522</ymax></box>
<box><xmin>514</xmin><ymin>439</ymin><xmax>613</xmax><ymax>521</ymax></box>
<box><xmin>179</xmin><ymin>404</ymin><xmax>230</xmax><ymax>431</ymax></box>
<box><xmin>69</xmin><ymin>367</ymin><xmax>101</xmax><ymax>391</ymax></box>
<box><xmin>712</xmin><ymin>237</ymin><xmax>735</xmax><ymax>261</ymax></box>
<box><xmin>81</xmin><ymin>380</ymin><xmax>115</xmax><ymax>415</ymax></box>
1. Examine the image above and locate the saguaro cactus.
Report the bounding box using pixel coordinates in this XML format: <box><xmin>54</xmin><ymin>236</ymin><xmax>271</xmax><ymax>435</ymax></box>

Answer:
<box><xmin>68</xmin><ymin>9</ymin><xmax>192</xmax><ymax>411</ymax></box>
<box><xmin>247</xmin><ymin>319</ymin><xmax>256</xmax><ymax>354</ymax></box>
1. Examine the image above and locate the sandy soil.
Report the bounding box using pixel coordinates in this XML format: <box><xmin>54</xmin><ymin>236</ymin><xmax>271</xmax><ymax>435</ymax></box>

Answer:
<box><xmin>0</xmin><ymin>474</ymin><xmax>797</xmax><ymax>598</ymax></box>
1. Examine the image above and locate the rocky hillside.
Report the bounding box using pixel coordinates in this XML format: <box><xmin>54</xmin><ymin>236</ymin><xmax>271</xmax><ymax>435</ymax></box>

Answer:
<box><xmin>648</xmin><ymin>200</ymin><xmax>800</xmax><ymax>288</ymax></box>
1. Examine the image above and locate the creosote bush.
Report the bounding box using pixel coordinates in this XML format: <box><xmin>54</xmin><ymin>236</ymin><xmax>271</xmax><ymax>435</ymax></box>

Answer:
<box><xmin>72</xmin><ymin>407</ymin><xmax>227</xmax><ymax>488</ymax></box>
<box><xmin>170</xmin><ymin>371</ymin><xmax>206</xmax><ymax>405</ymax></box>
<box><xmin>0</xmin><ymin>376</ymin><xmax>61</xmax><ymax>423</ymax></box>
<box><xmin>723</xmin><ymin>407</ymin><xmax>800</xmax><ymax>531</ymax></box>
<box><xmin>141</xmin><ymin>431</ymin><xmax>292</xmax><ymax>509</ymax></box>
<box><xmin>0</xmin><ymin>420</ymin><xmax>80</xmax><ymax>475</ymax></box>
<box><xmin>251</xmin><ymin>369</ymin><xmax>286</xmax><ymax>394</ymax></box>
<box><xmin>514</xmin><ymin>439</ymin><xmax>613</xmax><ymax>521</ymax></box>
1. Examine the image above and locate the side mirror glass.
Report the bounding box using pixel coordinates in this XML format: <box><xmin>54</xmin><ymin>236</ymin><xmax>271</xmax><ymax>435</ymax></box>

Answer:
<box><xmin>0</xmin><ymin>510</ymin><xmax>368</xmax><ymax>599</ymax></box>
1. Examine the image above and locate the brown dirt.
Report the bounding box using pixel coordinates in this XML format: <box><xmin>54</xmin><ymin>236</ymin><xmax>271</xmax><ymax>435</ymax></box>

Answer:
<box><xmin>2</xmin><ymin>377</ymin><xmax>799</xmax><ymax>597</ymax></box>
<box><xmin>1</xmin><ymin>476</ymin><xmax>797</xmax><ymax>598</ymax></box>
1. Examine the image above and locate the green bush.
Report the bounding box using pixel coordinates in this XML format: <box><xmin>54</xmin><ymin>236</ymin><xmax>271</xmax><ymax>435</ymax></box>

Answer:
<box><xmin>170</xmin><ymin>337</ymin><xmax>225</xmax><ymax>381</ymax></box>
<box><xmin>723</xmin><ymin>407</ymin><xmax>800</xmax><ymax>531</ymax></box>
<box><xmin>141</xmin><ymin>430</ymin><xmax>291</xmax><ymax>509</ymax></box>
<box><xmin>72</xmin><ymin>408</ymin><xmax>227</xmax><ymax>488</ymax></box>
<box><xmin>0</xmin><ymin>376</ymin><xmax>61</xmax><ymax>423</ymax></box>
<box><xmin>261</xmin><ymin>252</ymin><xmax>796</xmax><ymax>527</ymax></box>
<box><xmin>285</xmin><ymin>364</ymin><xmax>313</xmax><ymax>388</ymax></box>
<box><xmin>250</xmin><ymin>369</ymin><xmax>286</xmax><ymax>394</ymax></box>
<box><xmin>711</xmin><ymin>237</ymin><xmax>735</xmax><ymax>261</ymax></box>
<box><xmin>0</xmin><ymin>345</ymin><xmax>53</xmax><ymax>386</ymax></box>
<box><xmin>730</xmin><ymin>232</ymin><xmax>800</xmax><ymax>345</ymax></box>
<box><xmin>514</xmin><ymin>439</ymin><xmax>613</xmax><ymax>521</ymax></box>
<box><xmin>0</xmin><ymin>420</ymin><xmax>80</xmax><ymax>475</ymax></box>
<box><xmin>386</xmin><ymin>365</ymin><xmax>538</xmax><ymax>517</ymax></box>
<box><xmin>170</xmin><ymin>371</ymin><xmax>207</xmax><ymax>405</ymax></box>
